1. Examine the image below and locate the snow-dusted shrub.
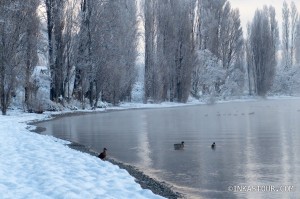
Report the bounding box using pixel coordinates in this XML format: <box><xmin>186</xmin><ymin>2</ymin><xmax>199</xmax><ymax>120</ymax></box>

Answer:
<box><xmin>191</xmin><ymin>50</ymin><xmax>226</xmax><ymax>98</ymax></box>
<box><xmin>28</xmin><ymin>67</ymin><xmax>69</xmax><ymax>112</ymax></box>
<box><xmin>271</xmin><ymin>65</ymin><xmax>300</xmax><ymax>95</ymax></box>
<box><xmin>96</xmin><ymin>101</ymin><xmax>109</xmax><ymax>108</ymax></box>
<box><xmin>26</xmin><ymin>66</ymin><xmax>51</xmax><ymax>113</ymax></box>
<box><xmin>131</xmin><ymin>81</ymin><xmax>144</xmax><ymax>103</ymax></box>
<box><xmin>220</xmin><ymin>67</ymin><xmax>245</xmax><ymax>98</ymax></box>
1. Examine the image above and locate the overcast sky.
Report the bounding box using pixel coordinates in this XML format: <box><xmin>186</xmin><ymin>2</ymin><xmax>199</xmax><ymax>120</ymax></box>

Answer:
<box><xmin>229</xmin><ymin>0</ymin><xmax>300</xmax><ymax>34</ymax></box>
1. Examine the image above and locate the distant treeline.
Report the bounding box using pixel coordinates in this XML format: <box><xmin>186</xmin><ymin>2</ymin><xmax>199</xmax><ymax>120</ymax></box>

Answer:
<box><xmin>0</xmin><ymin>0</ymin><xmax>300</xmax><ymax>115</ymax></box>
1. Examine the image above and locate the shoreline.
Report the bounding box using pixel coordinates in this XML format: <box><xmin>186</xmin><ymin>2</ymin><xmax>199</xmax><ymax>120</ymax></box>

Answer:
<box><xmin>66</xmin><ymin>142</ymin><xmax>183</xmax><ymax>199</ymax></box>
<box><xmin>30</xmin><ymin>109</ymin><xmax>184</xmax><ymax>199</ymax></box>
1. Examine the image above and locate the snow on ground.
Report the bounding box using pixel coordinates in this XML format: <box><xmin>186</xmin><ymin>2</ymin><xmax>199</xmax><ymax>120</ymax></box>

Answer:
<box><xmin>0</xmin><ymin>110</ymin><xmax>164</xmax><ymax>199</ymax></box>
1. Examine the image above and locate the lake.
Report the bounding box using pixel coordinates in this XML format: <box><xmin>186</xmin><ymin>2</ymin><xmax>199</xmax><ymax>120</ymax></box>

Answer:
<box><xmin>35</xmin><ymin>99</ymin><xmax>300</xmax><ymax>198</ymax></box>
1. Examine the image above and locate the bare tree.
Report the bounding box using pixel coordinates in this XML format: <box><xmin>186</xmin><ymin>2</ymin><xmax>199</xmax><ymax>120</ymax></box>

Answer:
<box><xmin>74</xmin><ymin>0</ymin><xmax>138</xmax><ymax>107</ymax></box>
<box><xmin>198</xmin><ymin>0</ymin><xmax>226</xmax><ymax>56</ymax></box>
<box><xmin>290</xmin><ymin>1</ymin><xmax>298</xmax><ymax>66</ymax></box>
<box><xmin>45</xmin><ymin>0</ymin><xmax>66</xmax><ymax>102</ymax></box>
<box><xmin>0</xmin><ymin>0</ymin><xmax>39</xmax><ymax>115</ymax></box>
<box><xmin>296</xmin><ymin>20</ymin><xmax>300</xmax><ymax>65</ymax></box>
<box><xmin>282</xmin><ymin>1</ymin><xmax>290</xmax><ymax>69</ymax></box>
<box><xmin>219</xmin><ymin>2</ymin><xmax>243</xmax><ymax>70</ymax></box>
<box><xmin>96</xmin><ymin>0</ymin><xmax>138</xmax><ymax>105</ymax></box>
<box><xmin>173</xmin><ymin>0</ymin><xmax>196</xmax><ymax>102</ymax></box>
<box><xmin>144</xmin><ymin>0</ymin><xmax>196</xmax><ymax>103</ymax></box>
<box><xmin>22</xmin><ymin>0</ymin><xmax>40</xmax><ymax>112</ymax></box>
<box><xmin>247</xmin><ymin>6</ymin><xmax>279</xmax><ymax>96</ymax></box>
<box><xmin>63</xmin><ymin>0</ymin><xmax>81</xmax><ymax>102</ymax></box>
<box><xmin>144</xmin><ymin>0</ymin><xmax>157</xmax><ymax>102</ymax></box>
<box><xmin>0</xmin><ymin>1</ymin><xmax>19</xmax><ymax>115</ymax></box>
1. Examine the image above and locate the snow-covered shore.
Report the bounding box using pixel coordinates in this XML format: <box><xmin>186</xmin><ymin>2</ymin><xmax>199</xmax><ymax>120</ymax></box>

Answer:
<box><xmin>0</xmin><ymin>110</ymin><xmax>165</xmax><ymax>199</ymax></box>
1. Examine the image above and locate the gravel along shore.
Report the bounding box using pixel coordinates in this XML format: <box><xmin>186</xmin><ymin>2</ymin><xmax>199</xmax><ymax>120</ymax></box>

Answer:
<box><xmin>67</xmin><ymin>142</ymin><xmax>184</xmax><ymax>199</ymax></box>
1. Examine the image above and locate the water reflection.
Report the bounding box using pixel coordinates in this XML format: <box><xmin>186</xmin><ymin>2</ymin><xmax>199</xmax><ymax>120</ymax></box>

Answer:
<box><xmin>36</xmin><ymin>100</ymin><xmax>300</xmax><ymax>199</ymax></box>
<box><xmin>136</xmin><ymin>113</ymin><xmax>152</xmax><ymax>169</ymax></box>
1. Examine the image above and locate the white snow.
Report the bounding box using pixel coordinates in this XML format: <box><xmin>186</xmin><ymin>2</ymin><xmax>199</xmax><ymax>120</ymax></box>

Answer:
<box><xmin>0</xmin><ymin>110</ymin><xmax>165</xmax><ymax>199</ymax></box>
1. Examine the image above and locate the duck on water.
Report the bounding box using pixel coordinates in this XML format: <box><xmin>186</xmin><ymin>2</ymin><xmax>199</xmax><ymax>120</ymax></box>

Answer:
<box><xmin>211</xmin><ymin>142</ymin><xmax>216</xmax><ymax>149</ymax></box>
<box><xmin>174</xmin><ymin>141</ymin><xmax>184</xmax><ymax>150</ymax></box>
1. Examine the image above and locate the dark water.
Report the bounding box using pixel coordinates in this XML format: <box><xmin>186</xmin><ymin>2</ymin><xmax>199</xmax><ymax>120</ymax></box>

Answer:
<box><xmin>35</xmin><ymin>99</ymin><xmax>300</xmax><ymax>198</ymax></box>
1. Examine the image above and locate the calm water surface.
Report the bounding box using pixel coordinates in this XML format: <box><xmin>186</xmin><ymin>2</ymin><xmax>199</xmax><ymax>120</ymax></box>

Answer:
<box><xmin>35</xmin><ymin>99</ymin><xmax>300</xmax><ymax>198</ymax></box>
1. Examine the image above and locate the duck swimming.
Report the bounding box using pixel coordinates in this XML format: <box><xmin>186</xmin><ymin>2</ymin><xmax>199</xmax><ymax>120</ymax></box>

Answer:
<box><xmin>211</xmin><ymin>142</ymin><xmax>216</xmax><ymax>149</ymax></box>
<box><xmin>174</xmin><ymin>141</ymin><xmax>184</xmax><ymax>150</ymax></box>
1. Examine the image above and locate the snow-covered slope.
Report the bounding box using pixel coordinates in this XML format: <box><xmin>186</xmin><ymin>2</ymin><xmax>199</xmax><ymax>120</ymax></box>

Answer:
<box><xmin>0</xmin><ymin>111</ymin><xmax>164</xmax><ymax>199</ymax></box>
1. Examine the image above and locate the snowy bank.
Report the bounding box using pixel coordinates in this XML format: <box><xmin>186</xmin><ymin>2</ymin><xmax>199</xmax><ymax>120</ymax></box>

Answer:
<box><xmin>0</xmin><ymin>110</ymin><xmax>165</xmax><ymax>199</ymax></box>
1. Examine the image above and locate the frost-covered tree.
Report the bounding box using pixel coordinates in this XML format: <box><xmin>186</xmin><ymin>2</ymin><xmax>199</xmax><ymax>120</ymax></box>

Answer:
<box><xmin>247</xmin><ymin>6</ymin><xmax>279</xmax><ymax>96</ymax></box>
<box><xmin>175</xmin><ymin>0</ymin><xmax>196</xmax><ymax>102</ymax></box>
<box><xmin>221</xmin><ymin>47</ymin><xmax>245</xmax><ymax>97</ymax></box>
<box><xmin>144</xmin><ymin>0</ymin><xmax>196</xmax><ymax>103</ymax></box>
<box><xmin>290</xmin><ymin>1</ymin><xmax>298</xmax><ymax>66</ymax></box>
<box><xmin>74</xmin><ymin>0</ymin><xmax>94</xmax><ymax>107</ymax></box>
<box><xmin>272</xmin><ymin>1</ymin><xmax>299</xmax><ymax>95</ymax></box>
<box><xmin>0</xmin><ymin>0</ymin><xmax>39</xmax><ymax>115</ymax></box>
<box><xmin>296</xmin><ymin>21</ymin><xmax>300</xmax><ymax>65</ymax></box>
<box><xmin>0</xmin><ymin>1</ymin><xmax>19</xmax><ymax>115</ymax></box>
<box><xmin>144</xmin><ymin>0</ymin><xmax>157</xmax><ymax>102</ymax></box>
<box><xmin>63</xmin><ymin>0</ymin><xmax>81</xmax><ymax>102</ymax></box>
<box><xmin>281</xmin><ymin>1</ymin><xmax>299</xmax><ymax>68</ymax></box>
<box><xmin>75</xmin><ymin>0</ymin><xmax>137</xmax><ymax>107</ymax></box>
<box><xmin>272</xmin><ymin>66</ymin><xmax>300</xmax><ymax>95</ymax></box>
<box><xmin>198</xmin><ymin>0</ymin><xmax>226</xmax><ymax>56</ymax></box>
<box><xmin>282</xmin><ymin>1</ymin><xmax>290</xmax><ymax>69</ymax></box>
<box><xmin>45</xmin><ymin>0</ymin><xmax>67</xmax><ymax>101</ymax></box>
<box><xmin>219</xmin><ymin>3</ymin><xmax>243</xmax><ymax>70</ymax></box>
<box><xmin>22</xmin><ymin>0</ymin><xmax>40</xmax><ymax>112</ymax></box>
<box><xmin>196</xmin><ymin>0</ymin><xmax>244</xmax><ymax>96</ymax></box>
<box><xmin>93</xmin><ymin>0</ymin><xmax>137</xmax><ymax>106</ymax></box>
<box><xmin>191</xmin><ymin>50</ymin><xmax>225</xmax><ymax>98</ymax></box>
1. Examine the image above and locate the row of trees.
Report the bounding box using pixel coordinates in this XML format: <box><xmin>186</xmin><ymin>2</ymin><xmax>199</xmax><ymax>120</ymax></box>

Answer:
<box><xmin>0</xmin><ymin>0</ymin><xmax>40</xmax><ymax>115</ymax></box>
<box><xmin>0</xmin><ymin>0</ymin><xmax>138</xmax><ymax>115</ymax></box>
<box><xmin>1</xmin><ymin>0</ymin><xmax>300</xmax><ymax>115</ymax></box>
<box><xmin>144</xmin><ymin>0</ymin><xmax>196</xmax><ymax>103</ymax></box>
<box><xmin>144</xmin><ymin>0</ymin><xmax>300</xmax><ymax>102</ymax></box>
<box><xmin>246</xmin><ymin>6</ymin><xmax>279</xmax><ymax>96</ymax></box>
<box><xmin>282</xmin><ymin>1</ymin><xmax>298</xmax><ymax>68</ymax></box>
<box><xmin>192</xmin><ymin>0</ymin><xmax>244</xmax><ymax>98</ymax></box>
<box><xmin>144</xmin><ymin>0</ymin><xmax>244</xmax><ymax>103</ymax></box>
<box><xmin>45</xmin><ymin>0</ymin><xmax>137</xmax><ymax>107</ymax></box>
<box><xmin>272</xmin><ymin>1</ymin><xmax>300</xmax><ymax>95</ymax></box>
